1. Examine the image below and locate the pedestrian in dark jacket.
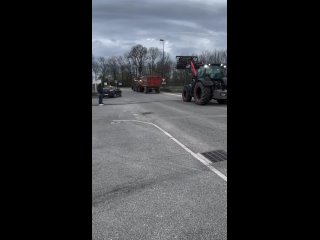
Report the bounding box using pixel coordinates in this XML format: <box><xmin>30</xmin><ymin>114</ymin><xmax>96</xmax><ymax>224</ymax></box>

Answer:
<box><xmin>97</xmin><ymin>81</ymin><xmax>104</xmax><ymax>105</ymax></box>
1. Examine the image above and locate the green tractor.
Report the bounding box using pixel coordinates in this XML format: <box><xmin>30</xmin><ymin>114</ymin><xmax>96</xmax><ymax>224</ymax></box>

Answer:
<box><xmin>176</xmin><ymin>56</ymin><xmax>227</xmax><ymax>105</ymax></box>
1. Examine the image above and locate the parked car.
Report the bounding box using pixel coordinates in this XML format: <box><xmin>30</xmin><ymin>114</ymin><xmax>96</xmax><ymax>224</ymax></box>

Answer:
<box><xmin>103</xmin><ymin>86</ymin><xmax>122</xmax><ymax>98</ymax></box>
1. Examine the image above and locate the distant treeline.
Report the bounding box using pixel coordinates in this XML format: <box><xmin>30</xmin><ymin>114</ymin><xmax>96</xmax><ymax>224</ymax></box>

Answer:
<box><xmin>92</xmin><ymin>44</ymin><xmax>227</xmax><ymax>86</ymax></box>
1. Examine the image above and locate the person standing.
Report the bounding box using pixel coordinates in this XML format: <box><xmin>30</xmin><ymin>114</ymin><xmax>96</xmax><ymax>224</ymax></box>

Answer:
<box><xmin>97</xmin><ymin>81</ymin><xmax>104</xmax><ymax>105</ymax></box>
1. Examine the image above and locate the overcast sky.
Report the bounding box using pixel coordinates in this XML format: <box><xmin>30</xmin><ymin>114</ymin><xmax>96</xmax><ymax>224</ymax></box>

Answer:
<box><xmin>92</xmin><ymin>0</ymin><xmax>227</xmax><ymax>60</ymax></box>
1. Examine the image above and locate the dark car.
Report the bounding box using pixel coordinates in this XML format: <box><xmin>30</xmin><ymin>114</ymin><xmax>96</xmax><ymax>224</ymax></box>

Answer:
<box><xmin>103</xmin><ymin>86</ymin><xmax>122</xmax><ymax>98</ymax></box>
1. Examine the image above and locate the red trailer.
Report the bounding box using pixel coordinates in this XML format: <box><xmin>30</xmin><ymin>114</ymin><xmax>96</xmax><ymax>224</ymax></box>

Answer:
<box><xmin>132</xmin><ymin>75</ymin><xmax>162</xmax><ymax>93</ymax></box>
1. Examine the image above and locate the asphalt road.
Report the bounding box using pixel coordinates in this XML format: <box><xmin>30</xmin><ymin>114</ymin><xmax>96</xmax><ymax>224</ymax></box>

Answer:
<box><xmin>92</xmin><ymin>88</ymin><xmax>227</xmax><ymax>240</ymax></box>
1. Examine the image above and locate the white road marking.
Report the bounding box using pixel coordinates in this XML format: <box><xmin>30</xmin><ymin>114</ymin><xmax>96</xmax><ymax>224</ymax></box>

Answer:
<box><xmin>196</xmin><ymin>153</ymin><xmax>227</xmax><ymax>182</ymax></box>
<box><xmin>111</xmin><ymin>119</ymin><xmax>227</xmax><ymax>182</ymax></box>
<box><xmin>162</xmin><ymin>92</ymin><xmax>181</xmax><ymax>97</ymax></box>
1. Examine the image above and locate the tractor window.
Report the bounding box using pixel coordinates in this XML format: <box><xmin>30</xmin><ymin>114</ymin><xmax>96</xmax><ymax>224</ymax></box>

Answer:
<box><xmin>207</xmin><ymin>66</ymin><xmax>224</xmax><ymax>79</ymax></box>
<box><xmin>197</xmin><ymin>67</ymin><xmax>204</xmax><ymax>77</ymax></box>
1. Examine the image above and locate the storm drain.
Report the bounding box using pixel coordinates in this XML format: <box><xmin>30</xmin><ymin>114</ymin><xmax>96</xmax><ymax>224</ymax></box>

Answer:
<box><xmin>201</xmin><ymin>150</ymin><xmax>227</xmax><ymax>163</ymax></box>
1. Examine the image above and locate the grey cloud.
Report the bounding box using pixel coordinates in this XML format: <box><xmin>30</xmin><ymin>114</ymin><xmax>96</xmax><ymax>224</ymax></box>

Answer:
<box><xmin>93</xmin><ymin>0</ymin><xmax>226</xmax><ymax>59</ymax></box>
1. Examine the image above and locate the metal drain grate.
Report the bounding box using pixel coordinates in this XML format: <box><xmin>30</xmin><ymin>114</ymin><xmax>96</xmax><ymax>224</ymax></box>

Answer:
<box><xmin>201</xmin><ymin>150</ymin><xmax>227</xmax><ymax>163</ymax></box>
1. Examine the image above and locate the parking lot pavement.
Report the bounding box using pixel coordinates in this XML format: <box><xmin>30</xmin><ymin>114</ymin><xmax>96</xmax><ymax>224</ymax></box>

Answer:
<box><xmin>92</xmin><ymin>88</ymin><xmax>227</xmax><ymax>240</ymax></box>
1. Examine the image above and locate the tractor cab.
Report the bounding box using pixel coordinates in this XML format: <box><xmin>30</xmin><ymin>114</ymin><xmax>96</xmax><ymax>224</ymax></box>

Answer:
<box><xmin>198</xmin><ymin>64</ymin><xmax>226</xmax><ymax>80</ymax></box>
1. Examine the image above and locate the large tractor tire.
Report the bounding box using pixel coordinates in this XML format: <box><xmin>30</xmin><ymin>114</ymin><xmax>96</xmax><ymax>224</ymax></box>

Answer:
<box><xmin>139</xmin><ymin>86</ymin><xmax>144</xmax><ymax>92</ymax></box>
<box><xmin>144</xmin><ymin>87</ymin><xmax>148</xmax><ymax>94</ymax></box>
<box><xmin>193</xmin><ymin>81</ymin><xmax>212</xmax><ymax>105</ymax></box>
<box><xmin>182</xmin><ymin>86</ymin><xmax>192</xmax><ymax>102</ymax></box>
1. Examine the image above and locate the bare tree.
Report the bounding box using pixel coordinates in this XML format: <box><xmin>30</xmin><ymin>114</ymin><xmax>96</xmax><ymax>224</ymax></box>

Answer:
<box><xmin>148</xmin><ymin>47</ymin><xmax>161</xmax><ymax>75</ymax></box>
<box><xmin>124</xmin><ymin>52</ymin><xmax>133</xmax><ymax>77</ymax></box>
<box><xmin>154</xmin><ymin>52</ymin><xmax>173</xmax><ymax>81</ymax></box>
<box><xmin>107</xmin><ymin>56</ymin><xmax>119</xmax><ymax>83</ymax></box>
<box><xmin>199</xmin><ymin>50</ymin><xmax>210</xmax><ymax>63</ymax></box>
<box><xmin>97</xmin><ymin>57</ymin><xmax>109</xmax><ymax>82</ymax></box>
<box><xmin>116</xmin><ymin>55</ymin><xmax>135</xmax><ymax>87</ymax></box>
<box><xmin>92</xmin><ymin>56</ymin><xmax>100</xmax><ymax>81</ymax></box>
<box><xmin>116</xmin><ymin>56</ymin><xmax>126</xmax><ymax>82</ymax></box>
<box><xmin>128</xmin><ymin>44</ymin><xmax>149</xmax><ymax>76</ymax></box>
<box><xmin>199</xmin><ymin>50</ymin><xmax>227</xmax><ymax>64</ymax></box>
<box><xmin>221</xmin><ymin>50</ymin><xmax>227</xmax><ymax>65</ymax></box>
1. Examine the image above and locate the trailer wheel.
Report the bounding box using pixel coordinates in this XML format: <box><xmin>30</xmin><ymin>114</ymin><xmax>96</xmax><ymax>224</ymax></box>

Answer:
<box><xmin>182</xmin><ymin>86</ymin><xmax>192</xmax><ymax>102</ymax></box>
<box><xmin>193</xmin><ymin>82</ymin><xmax>212</xmax><ymax>105</ymax></box>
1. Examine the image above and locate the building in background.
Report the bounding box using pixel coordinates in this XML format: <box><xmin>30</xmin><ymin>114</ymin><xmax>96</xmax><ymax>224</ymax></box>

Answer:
<box><xmin>92</xmin><ymin>71</ymin><xmax>101</xmax><ymax>93</ymax></box>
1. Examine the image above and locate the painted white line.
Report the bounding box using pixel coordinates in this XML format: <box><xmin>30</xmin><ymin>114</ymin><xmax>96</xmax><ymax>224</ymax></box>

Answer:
<box><xmin>196</xmin><ymin>153</ymin><xmax>227</xmax><ymax>182</ymax></box>
<box><xmin>111</xmin><ymin>119</ymin><xmax>227</xmax><ymax>182</ymax></box>
<box><xmin>162</xmin><ymin>92</ymin><xmax>181</xmax><ymax>97</ymax></box>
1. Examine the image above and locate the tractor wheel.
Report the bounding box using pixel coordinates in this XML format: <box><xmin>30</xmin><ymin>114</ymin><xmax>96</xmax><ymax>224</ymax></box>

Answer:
<box><xmin>144</xmin><ymin>87</ymin><xmax>148</xmax><ymax>94</ymax></box>
<box><xmin>139</xmin><ymin>86</ymin><xmax>144</xmax><ymax>92</ymax></box>
<box><xmin>217</xmin><ymin>99</ymin><xmax>227</xmax><ymax>104</ymax></box>
<box><xmin>193</xmin><ymin>82</ymin><xmax>212</xmax><ymax>105</ymax></box>
<box><xmin>182</xmin><ymin>86</ymin><xmax>192</xmax><ymax>102</ymax></box>
<box><xmin>155</xmin><ymin>88</ymin><xmax>160</xmax><ymax>93</ymax></box>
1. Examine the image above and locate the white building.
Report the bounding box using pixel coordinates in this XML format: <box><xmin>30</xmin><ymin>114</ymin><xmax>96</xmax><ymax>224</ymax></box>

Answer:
<box><xmin>92</xmin><ymin>72</ymin><xmax>101</xmax><ymax>92</ymax></box>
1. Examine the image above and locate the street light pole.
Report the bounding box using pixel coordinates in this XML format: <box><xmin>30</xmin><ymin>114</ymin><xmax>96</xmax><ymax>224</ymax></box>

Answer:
<box><xmin>160</xmin><ymin>39</ymin><xmax>164</xmax><ymax>79</ymax></box>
